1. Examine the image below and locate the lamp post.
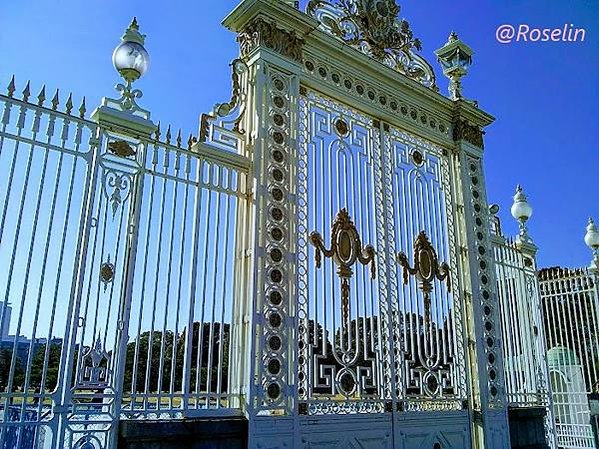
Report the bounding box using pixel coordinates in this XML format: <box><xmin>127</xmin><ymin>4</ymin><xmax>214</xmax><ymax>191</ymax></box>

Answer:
<box><xmin>434</xmin><ymin>31</ymin><xmax>473</xmax><ymax>101</ymax></box>
<box><xmin>585</xmin><ymin>218</ymin><xmax>599</xmax><ymax>271</ymax></box>
<box><xmin>511</xmin><ymin>185</ymin><xmax>533</xmax><ymax>244</ymax></box>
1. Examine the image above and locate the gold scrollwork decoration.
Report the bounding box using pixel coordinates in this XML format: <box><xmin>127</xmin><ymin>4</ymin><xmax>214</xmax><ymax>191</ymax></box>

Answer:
<box><xmin>397</xmin><ymin>231</ymin><xmax>450</xmax><ymax>325</ymax></box>
<box><xmin>310</xmin><ymin>208</ymin><xmax>376</xmax><ymax>327</ymax></box>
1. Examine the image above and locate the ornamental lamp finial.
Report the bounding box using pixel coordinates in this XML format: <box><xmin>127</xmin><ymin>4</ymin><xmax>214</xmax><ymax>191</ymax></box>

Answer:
<box><xmin>435</xmin><ymin>31</ymin><xmax>473</xmax><ymax>101</ymax></box>
<box><xmin>585</xmin><ymin>217</ymin><xmax>599</xmax><ymax>271</ymax></box>
<box><xmin>112</xmin><ymin>17</ymin><xmax>150</xmax><ymax>84</ymax></box>
<box><xmin>511</xmin><ymin>185</ymin><xmax>533</xmax><ymax>244</ymax></box>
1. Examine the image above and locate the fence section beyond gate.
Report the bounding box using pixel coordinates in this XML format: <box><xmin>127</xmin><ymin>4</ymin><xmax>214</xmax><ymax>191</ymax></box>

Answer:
<box><xmin>0</xmin><ymin>76</ymin><xmax>250</xmax><ymax>449</ymax></box>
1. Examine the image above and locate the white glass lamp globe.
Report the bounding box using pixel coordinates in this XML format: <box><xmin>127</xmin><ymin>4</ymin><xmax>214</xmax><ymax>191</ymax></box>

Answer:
<box><xmin>112</xmin><ymin>41</ymin><xmax>149</xmax><ymax>83</ymax></box>
<box><xmin>112</xmin><ymin>17</ymin><xmax>149</xmax><ymax>83</ymax></box>
<box><xmin>511</xmin><ymin>186</ymin><xmax>532</xmax><ymax>222</ymax></box>
<box><xmin>585</xmin><ymin>219</ymin><xmax>599</xmax><ymax>250</ymax></box>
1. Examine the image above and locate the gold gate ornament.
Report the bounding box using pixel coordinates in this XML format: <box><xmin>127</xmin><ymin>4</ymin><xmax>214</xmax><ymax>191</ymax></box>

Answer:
<box><xmin>310</xmin><ymin>208</ymin><xmax>376</xmax><ymax>326</ymax></box>
<box><xmin>397</xmin><ymin>231</ymin><xmax>451</xmax><ymax>325</ymax></box>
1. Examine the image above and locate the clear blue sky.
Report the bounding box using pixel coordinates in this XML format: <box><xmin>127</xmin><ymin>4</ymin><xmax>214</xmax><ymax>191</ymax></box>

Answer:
<box><xmin>1</xmin><ymin>0</ymin><xmax>597</xmax><ymax>268</ymax></box>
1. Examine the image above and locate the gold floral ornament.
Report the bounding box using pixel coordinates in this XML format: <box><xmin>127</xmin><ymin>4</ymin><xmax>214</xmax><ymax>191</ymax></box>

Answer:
<box><xmin>397</xmin><ymin>231</ymin><xmax>450</xmax><ymax>325</ymax></box>
<box><xmin>310</xmin><ymin>208</ymin><xmax>376</xmax><ymax>327</ymax></box>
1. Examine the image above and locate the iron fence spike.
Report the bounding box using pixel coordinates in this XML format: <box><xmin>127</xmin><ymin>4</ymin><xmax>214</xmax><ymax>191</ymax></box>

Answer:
<box><xmin>155</xmin><ymin>121</ymin><xmax>161</xmax><ymax>140</ymax></box>
<box><xmin>176</xmin><ymin>129</ymin><xmax>182</xmax><ymax>147</ymax></box>
<box><xmin>22</xmin><ymin>81</ymin><xmax>31</xmax><ymax>102</ymax></box>
<box><xmin>166</xmin><ymin>124</ymin><xmax>171</xmax><ymax>144</ymax></box>
<box><xmin>7</xmin><ymin>75</ymin><xmax>15</xmax><ymax>98</ymax></box>
<box><xmin>65</xmin><ymin>93</ymin><xmax>74</xmax><ymax>115</ymax></box>
<box><xmin>37</xmin><ymin>85</ymin><xmax>46</xmax><ymax>106</ymax></box>
<box><xmin>51</xmin><ymin>89</ymin><xmax>60</xmax><ymax>110</ymax></box>
<box><xmin>79</xmin><ymin>97</ymin><xmax>86</xmax><ymax>118</ymax></box>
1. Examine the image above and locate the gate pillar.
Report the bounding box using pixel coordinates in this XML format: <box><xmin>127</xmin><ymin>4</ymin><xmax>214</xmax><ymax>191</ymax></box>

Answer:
<box><xmin>224</xmin><ymin>4</ymin><xmax>310</xmax><ymax>448</ymax></box>
<box><xmin>452</xmin><ymin>104</ymin><xmax>511</xmax><ymax>448</ymax></box>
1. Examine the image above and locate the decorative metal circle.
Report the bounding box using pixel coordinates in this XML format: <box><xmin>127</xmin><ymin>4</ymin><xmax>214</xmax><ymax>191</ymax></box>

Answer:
<box><xmin>484</xmin><ymin>306</ymin><xmax>492</xmax><ymax>317</ymax></box>
<box><xmin>269</xmin><ymin>312</ymin><xmax>282</xmax><ymax>328</ymax></box>
<box><xmin>272</xmin><ymin>149</ymin><xmax>285</xmax><ymax>163</ymax></box>
<box><xmin>339</xmin><ymin>372</ymin><xmax>356</xmax><ymax>396</ymax></box>
<box><xmin>271</xmin><ymin>227</ymin><xmax>284</xmax><ymax>241</ymax></box>
<box><xmin>411</xmin><ymin>150</ymin><xmax>424</xmax><ymax>166</ymax></box>
<box><xmin>379</xmin><ymin>96</ymin><xmax>386</xmax><ymax>105</ymax></box>
<box><xmin>481</xmin><ymin>275</ymin><xmax>488</xmax><ymax>284</ymax></box>
<box><xmin>488</xmin><ymin>353</ymin><xmax>496</xmax><ymax>364</ymax></box>
<box><xmin>334</xmin><ymin>118</ymin><xmax>349</xmax><ymax>137</ymax></box>
<box><xmin>318</xmin><ymin>67</ymin><xmax>327</xmax><ymax>78</ymax></box>
<box><xmin>100</xmin><ymin>262</ymin><xmax>115</xmax><ymax>283</ymax></box>
<box><xmin>305</xmin><ymin>60</ymin><xmax>314</xmax><ymax>71</ymax></box>
<box><xmin>487</xmin><ymin>337</ymin><xmax>494</xmax><ymax>347</ymax></box>
<box><xmin>269</xmin><ymin>290</ymin><xmax>282</xmax><ymax>305</ymax></box>
<box><xmin>425</xmin><ymin>374</ymin><xmax>440</xmax><ymax>396</ymax></box>
<box><xmin>490</xmin><ymin>386</ymin><xmax>498</xmax><ymax>396</ymax></box>
<box><xmin>269</xmin><ymin>335</ymin><xmax>282</xmax><ymax>351</ymax></box>
<box><xmin>344</xmin><ymin>79</ymin><xmax>352</xmax><ymax>90</ymax></box>
<box><xmin>430</xmin><ymin>119</ymin><xmax>436</xmax><ymax>128</ymax></box>
<box><xmin>368</xmin><ymin>90</ymin><xmax>375</xmax><ymax>100</ymax></box>
<box><xmin>270</xmin><ymin>248</ymin><xmax>283</xmax><ymax>263</ymax></box>
<box><xmin>433</xmin><ymin>443</ymin><xmax>441</xmax><ymax>449</ymax></box>
<box><xmin>273</xmin><ymin>114</ymin><xmax>285</xmax><ymax>127</ymax></box>
<box><xmin>482</xmin><ymin>290</ymin><xmax>490</xmax><ymax>300</ymax></box>
<box><xmin>485</xmin><ymin>321</ymin><xmax>493</xmax><ymax>331</ymax></box>
<box><xmin>474</xmin><ymin>204</ymin><xmax>481</xmax><ymax>213</ymax></box>
<box><xmin>273</xmin><ymin>78</ymin><xmax>285</xmax><ymax>91</ymax></box>
<box><xmin>478</xmin><ymin>245</ymin><xmax>485</xmax><ymax>255</ymax></box>
<box><xmin>356</xmin><ymin>85</ymin><xmax>364</xmax><ymax>95</ymax></box>
<box><xmin>400</xmin><ymin>106</ymin><xmax>408</xmax><ymax>115</ymax></box>
<box><xmin>439</xmin><ymin>124</ymin><xmax>446</xmax><ymax>133</ymax></box>
<box><xmin>267</xmin><ymin>382</ymin><xmax>281</xmax><ymax>400</ymax></box>
<box><xmin>489</xmin><ymin>369</ymin><xmax>497</xmax><ymax>380</ymax></box>
<box><xmin>268</xmin><ymin>358</ymin><xmax>281</xmax><ymax>375</ymax></box>
<box><xmin>271</xmin><ymin>207</ymin><xmax>284</xmax><ymax>221</ymax></box>
<box><xmin>471</xmin><ymin>176</ymin><xmax>479</xmax><ymax>185</ymax></box>
<box><xmin>272</xmin><ymin>131</ymin><xmax>285</xmax><ymax>145</ymax></box>
<box><xmin>271</xmin><ymin>168</ymin><xmax>285</xmax><ymax>182</ymax></box>
<box><xmin>331</xmin><ymin>73</ymin><xmax>340</xmax><ymax>84</ymax></box>
<box><xmin>273</xmin><ymin>96</ymin><xmax>285</xmax><ymax>108</ymax></box>
<box><xmin>271</xmin><ymin>188</ymin><xmax>284</xmax><ymax>202</ymax></box>
<box><xmin>410</xmin><ymin>109</ymin><xmax>417</xmax><ymax>120</ymax></box>
<box><xmin>475</xmin><ymin>217</ymin><xmax>483</xmax><ymax>226</ymax></box>
<box><xmin>470</xmin><ymin>163</ymin><xmax>477</xmax><ymax>172</ymax></box>
<box><xmin>420</xmin><ymin>115</ymin><xmax>427</xmax><ymax>124</ymax></box>
<box><xmin>270</xmin><ymin>269</ymin><xmax>282</xmax><ymax>283</ymax></box>
<box><xmin>472</xmin><ymin>190</ymin><xmax>480</xmax><ymax>199</ymax></box>
<box><xmin>390</xmin><ymin>100</ymin><xmax>398</xmax><ymax>110</ymax></box>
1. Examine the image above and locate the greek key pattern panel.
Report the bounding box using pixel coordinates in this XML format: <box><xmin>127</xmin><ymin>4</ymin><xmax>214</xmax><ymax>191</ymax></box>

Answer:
<box><xmin>254</xmin><ymin>64</ymin><xmax>298</xmax><ymax>412</ymax></box>
<box><xmin>296</xmin><ymin>91</ymin><xmax>391</xmax><ymax>415</ymax></box>
<box><xmin>465</xmin><ymin>155</ymin><xmax>505</xmax><ymax>409</ymax></box>
<box><xmin>383</xmin><ymin>128</ymin><xmax>466</xmax><ymax>410</ymax></box>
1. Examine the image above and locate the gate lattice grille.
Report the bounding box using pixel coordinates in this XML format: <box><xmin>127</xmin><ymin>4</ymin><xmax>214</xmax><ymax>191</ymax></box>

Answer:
<box><xmin>296</xmin><ymin>90</ymin><xmax>467</xmax><ymax>415</ymax></box>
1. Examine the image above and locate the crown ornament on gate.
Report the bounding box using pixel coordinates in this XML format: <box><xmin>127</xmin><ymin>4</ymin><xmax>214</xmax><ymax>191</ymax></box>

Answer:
<box><xmin>310</xmin><ymin>208</ymin><xmax>376</xmax><ymax>327</ymax></box>
<box><xmin>397</xmin><ymin>231</ymin><xmax>450</xmax><ymax>325</ymax></box>
<box><xmin>306</xmin><ymin>0</ymin><xmax>436</xmax><ymax>89</ymax></box>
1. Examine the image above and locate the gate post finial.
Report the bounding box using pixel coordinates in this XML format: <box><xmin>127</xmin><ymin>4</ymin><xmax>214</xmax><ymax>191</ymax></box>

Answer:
<box><xmin>585</xmin><ymin>217</ymin><xmax>599</xmax><ymax>272</ymax></box>
<box><xmin>511</xmin><ymin>185</ymin><xmax>534</xmax><ymax>245</ymax></box>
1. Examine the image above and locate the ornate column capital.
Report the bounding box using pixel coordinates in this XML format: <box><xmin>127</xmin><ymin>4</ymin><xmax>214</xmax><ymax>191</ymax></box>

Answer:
<box><xmin>452</xmin><ymin>119</ymin><xmax>484</xmax><ymax>149</ymax></box>
<box><xmin>237</xmin><ymin>18</ymin><xmax>305</xmax><ymax>63</ymax></box>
